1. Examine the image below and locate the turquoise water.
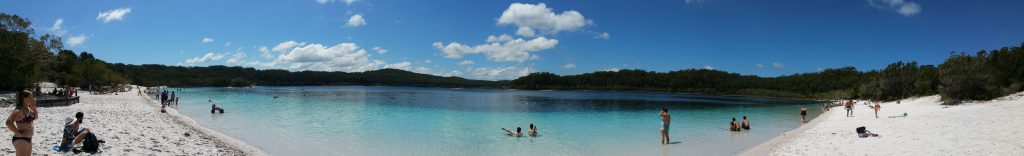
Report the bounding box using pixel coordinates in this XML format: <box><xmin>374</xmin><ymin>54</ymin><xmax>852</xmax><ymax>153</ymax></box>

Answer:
<box><xmin>167</xmin><ymin>86</ymin><xmax>822</xmax><ymax>156</ymax></box>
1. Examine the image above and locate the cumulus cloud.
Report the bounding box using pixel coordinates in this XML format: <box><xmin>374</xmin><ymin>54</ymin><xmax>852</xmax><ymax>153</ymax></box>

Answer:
<box><xmin>269</xmin><ymin>42</ymin><xmax>385</xmax><ymax>72</ymax></box>
<box><xmin>316</xmin><ymin>0</ymin><xmax>356</xmax><ymax>5</ymax></box>
<box><xmin>97</xmin><ymin>7</ymin><xmax>132</xmax><ymax>23</ymax></box>
<box><xmin>498</xmin><ymin>3</ymin><xmax>589</xmax><ymax>36</ymax></box>
<box><xmin>772</xmin><ymin>62</ymin><xmax>784</xmax><ymax>69</ymax></box>
<box><xmin>226</xmin><ymin>52</ymin><xmax>247</xmax><ymax>66</ymax></box>
<box><xmin>602</xmin><ymin>68</ymin><xmax>622</xmax><ymax>72</ymax></box>
<box><xmin>755</xmin><ymin>64</ymin><xmax>764</xmax><ymax>68</ymax></box>
<box><xmin>432</xmin><ymin>34</ymin><xmax>558</xmax><ymax>62</ymax></box>
<box><xmin>185</xmin><ymin>53</ymin><xmax>226</xmax><ymax>65</ymax></box>
<box><xmin>202</xmin><ymin>37</ymin><xmax>215</xmax><ymax>43</ymax></box>
<box><xmin>594</xmin><ymin>32</ymin><xmax>610</xmax><ymax>40</ymax></box>
<box><xmin>258</xmin><ymin>47</ymin><xmax>274</xmax><ymax>59</ymax></box>
<box><xmin>346</xmin><ymin>14</ymin><xmax>366</xmax><ymax>27</ymax></box>
<box><xmin>868</xmin><ymin>0</ymin><xmax>922</xmax><ymax>17</ymax></box>
<box><xmin>66</xmin><ymin>34</ymin><xmax>88</xmax><ymax>47</ymax></box>
<box><xmin>272</xmin><ymin>41</ymin><xmax>307</xmax><ymax>53</ymax></box>
<box><xmin>562</xmin><ymin>63</ymin><xmax>576</xmax><ymax>69</ymax></box>
<box><xmin>49</xmin><ymin>18</ymin><xmax>67</xmax><ymax>36</ymax></box>
<box><xmin>371</xmin><ymin>46</ymin><xmax>388</xmax><ymax>54</ymax></box>
<box><xmin>466</xmin><ymin>66</ymin><xmax>532</xmax><ymax>80</ymax></box>
<box><xmin>458</xmin><ymin>60</ymin><xmax>474</xmax><ymax>65</ymax></box>
<box><xmin>384</xmin><ymin>61</ymin><xmax>412</xmax><ymax>70</ymax></box>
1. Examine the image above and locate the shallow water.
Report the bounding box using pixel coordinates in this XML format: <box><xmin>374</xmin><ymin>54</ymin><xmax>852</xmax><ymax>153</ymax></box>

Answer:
<box><xmin>165</xmin><ymin>86</ymin><xmax>822</xmax><ymax>156</ymax></box>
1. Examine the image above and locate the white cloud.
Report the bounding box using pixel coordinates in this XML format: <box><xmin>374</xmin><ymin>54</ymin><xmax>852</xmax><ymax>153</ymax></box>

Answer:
<box><xmin>602</xmin><ymin>68</ymin><xmax>621</xmax><ymax>72</ymax></box>
<box><xmin>868</xmin><ymin>0</ymin><xmax>922</xmax><ymax>17</ymax></box>
<box><xmin>96</xmin><ymin>7</ymin><xmax>132</xmax><ymax>23</ymax></box>
<box><xmin>498</xmin><ymin>3</ymin><xmax>588</xmax><ymax>36</ymax></box>
<box><xmin>346</xmin><ymin>14</ymin><xmax>366</xmax><ymax>27</ymax></box>
<box><xmin>269</xmin><ymin>42</ymin><xmax>385</xmax><ymax>72</ymax></box>
<box><xmin>202</xmin><ymin>37</ymin><xmax>215</xmax><ymax>43</ymax></box>
<box><xmin>458</xmin><ymin>60</ymin><xmax>474</xmax><ymax>65</ymax></box>
<box><xmin>258</xmin><ymin>47</ymin><xmax>274</xmax><ymax>59</ymax></box>
<box><xmin>66</xmin><ymin>34</ymin><xmax>87</xmax><ymax>47</ymax></box>
<box><xmin>562</xmin><ymin>63</ymin><xmax>576</xmax><ymax>69</ymax></box>
<box><xmin>371</xmin><ymin>46</ymin><xmax>388</xmax><ymax>54</ymax></box>
<box><xmin>49</xmin><ymin>18</ymin><xmax>66</xmax><ymax>36</ymax></box>
<box><xmin>516</xmin><ymin>27</ymin><xmax>536</xmax><ymax>37</ymax></box>
<box><xmin>466</xmin><ymin>66</ymin><xmax>532</xmax><ymax>80</ymax></box>
<box><xmin>772</xmin><ymin>62</ymin><xmax>784</xmax><ymax>69</ymax></box>
<box><xmin>224</xmin><ymin>42</ymin><xmax>232</xmax><ymax>47</ymax></box>
<box><xmin>272</xmin><ymin>41</ymin><xmax>307</xmax><ymax>53</ymax></box>
<box><xmin>755</xmin><ymin>64</ymin><xmax>764</xmax><ymax>68</ymax></box>
<box><xmin>384</xmin><ymin>61</ymin><xmax>412</xmax><ymax>70</ymax></box>
<box><xmin>594</xmin><ymin>32</ymin><xmax>610</xmax><ymax>40</ymax></box>
<box><xmin>433</xmin><ymin>34</ymin><xmax>558</xmax><ymax>62</ymax></box>
<box><xmin>226</xmin><ymin>52</ymin><xmax>247</xmax><ymax>66</ymax></box>
<box><xmin>185</xmin><ymin>53</ymin><xmax>226</xmax><ymax>65</ymax></box>
<box><xmin>498</xmin><ymin>3</ymin><xmax>589</xmax><ymax>36</ymax></box>
<box><xmin>702</xmin><ymin>65</ymin><xmax>714</xmax><ymax>70</ymax></box>
<box><xmin>316</xmin><ymin>0</ymin><xmax>356</xmax><ymax>5</ymax></box>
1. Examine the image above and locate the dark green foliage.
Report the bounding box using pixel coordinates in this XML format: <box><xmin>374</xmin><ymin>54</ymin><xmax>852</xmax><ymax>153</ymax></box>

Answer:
<box><xmin>106</xmin><ymin>65</ymin><xmax>503</xmax><ymax>88</ymax></box>
<box><xmin>0</xmin><ymin>13</ymin><xmax>57</xmax><ymax>90</ymax></box>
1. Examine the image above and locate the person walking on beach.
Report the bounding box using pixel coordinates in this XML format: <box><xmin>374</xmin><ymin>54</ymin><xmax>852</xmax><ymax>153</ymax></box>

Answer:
<box><xmin>6</xmin><ymin>90</ymin><xmax>37</xmax><ymax>156</ymax></box>
<box><xmin>873</xmin><ymin>102</ymin><xmax>881</xmax><ymax>118</ymax></box>
<box><xmin>801</xmin><ymin>105</ymin><xmax>808</xmax><ymax>122</ymax></box>
<box><xmin>845</xmin><ymin>99</ymin><xmax>853</xmax><ymax>117</ymax></box>
<box><xmin>660</xmin><ymin>107</ymin><xmax>671</xmax><ymax>144</ymax></box>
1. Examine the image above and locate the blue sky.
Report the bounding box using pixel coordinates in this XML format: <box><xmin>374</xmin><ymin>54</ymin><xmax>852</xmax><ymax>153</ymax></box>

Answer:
<box><xmin>3</xmin><ymin>0</ymin><xmax>1023</xmax><ymax>80</ymax></box>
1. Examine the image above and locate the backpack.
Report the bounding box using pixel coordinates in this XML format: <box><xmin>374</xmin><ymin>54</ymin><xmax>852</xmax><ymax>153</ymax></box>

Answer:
<box><xmin>82</xmin><ymin>132</ymin><xmax>99</xmax><ymax>153</ymax></box>
<box><xmin>856</xmin><ymin>126</ymin><xmax>866</xmax><ymax>134</ymax></box>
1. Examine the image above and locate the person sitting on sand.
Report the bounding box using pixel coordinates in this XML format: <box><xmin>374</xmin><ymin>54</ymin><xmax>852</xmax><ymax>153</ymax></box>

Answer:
<box><xmin>729</xmin><ymin>118</ymin><xmax>741</xmax><ymax>131</ymax></box>
<box><xmin>742</xmin><ymin>116</ymin><xmax>750</xmax><ymax>130</ymax></box>
<box><xmin>873</xmin><ymin>102</ymin><xmax>881</xmax><ymax>118</ymax></box>
<box><xmin>528</xmin><ymin>123</ymin><xmax>538</xmax><ymax>137</ymax></box>
<box><xmin>58</xmin><ymin>112</ymin><xmax>91</xmax><ymax>152</ymax></box>
<box><xmin>501</xmin><ymin>127</ymin><xmax>522</xmax><ymax>137</ymax></box>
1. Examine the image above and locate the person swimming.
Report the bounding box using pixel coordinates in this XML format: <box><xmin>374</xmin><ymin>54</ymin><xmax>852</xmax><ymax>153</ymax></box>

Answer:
<box><xmin>501</xmin><ymin>127</ymin><xmax>522</xmax><ymax>137</ymax></box>
<box><xmin>742</xmin><ymin>116</ymin><xmax>750</xmax><ymax>130</ymax></box>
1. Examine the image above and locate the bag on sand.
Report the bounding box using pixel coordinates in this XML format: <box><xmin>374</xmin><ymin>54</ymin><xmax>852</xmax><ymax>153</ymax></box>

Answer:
<box><xmin>856</xmin><ymin>127</ymin><xmax>866</xmax><ymax>134</ymax></box>
<box><xmin>82</xmin><ymin>132</ymin><xmax>99</xmax><ymax>153</ymax></box>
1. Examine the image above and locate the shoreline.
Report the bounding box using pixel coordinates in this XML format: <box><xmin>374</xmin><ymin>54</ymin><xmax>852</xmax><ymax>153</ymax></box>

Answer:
<box><xmin>139</xmin><ymin>90</ymin><xmax>265</xmax><ymax>155</ymax></box>
<box><xmin>741</xmin><ymin>93</ymin><xmax>1024</xmax><ymax>155</ymax></box>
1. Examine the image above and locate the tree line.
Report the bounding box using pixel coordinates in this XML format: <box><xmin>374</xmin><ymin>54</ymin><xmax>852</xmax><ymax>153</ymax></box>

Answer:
<box><xmin>509</xmin><ymin>42</ymin><xmax>1024</xmax><ymax>102</ymax></box>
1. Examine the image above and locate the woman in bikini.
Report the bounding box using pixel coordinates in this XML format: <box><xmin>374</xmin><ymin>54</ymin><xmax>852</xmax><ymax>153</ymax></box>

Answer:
<box><xmin>660</xmin><ymin>107</ymin><xmax>671</xmax><ymax>144</ymax></box>
<box><xmin>873</xmin><ymin>102</ymin><xmax>881</xmax><ymax>118</ymax></box>
<box><xmin>6</xmin><ymin>90</ymin><xmax>37</xmax><ymax>156</ymax></box>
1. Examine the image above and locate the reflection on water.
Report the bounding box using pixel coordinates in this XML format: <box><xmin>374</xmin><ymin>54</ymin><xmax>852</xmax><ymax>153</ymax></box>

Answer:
<box><xmin>171</xmin><ymin>86</ymin><xmax>822</xmax><ymax>156</ymax></box>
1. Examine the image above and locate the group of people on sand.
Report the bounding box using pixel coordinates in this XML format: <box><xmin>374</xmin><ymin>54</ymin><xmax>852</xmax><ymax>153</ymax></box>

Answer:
<box><xmin>5</xmin><ymin>90</ymin><xmax>102</xmax><ymax>156</ymax></box>
<box><xmin>501</xmin><ymin>123</ymin><xmax>538</xmax><ymax>137</ymax></box>
<box><xmin>843</xmin><ymin>99</ymin><xmax>882</xmax><ymax>118</ymax></box>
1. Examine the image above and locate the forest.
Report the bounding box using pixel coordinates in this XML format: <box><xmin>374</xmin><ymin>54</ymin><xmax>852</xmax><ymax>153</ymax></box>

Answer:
<box><xmin>4</xmin><ymin>12</ymin><xmax>1023</xmax><ymax>102</ymax></box>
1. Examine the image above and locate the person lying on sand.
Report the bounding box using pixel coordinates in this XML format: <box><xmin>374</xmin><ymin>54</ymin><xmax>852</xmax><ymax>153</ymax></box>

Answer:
<box><xmin>528</xmin><ymin>124</ymin><xmax>538</xmax><ymax>137</ymax></box>
<box><xmin>501</xmin><ymin>127</ymin><xmax>522</xmax><ymax>137</ymax></box>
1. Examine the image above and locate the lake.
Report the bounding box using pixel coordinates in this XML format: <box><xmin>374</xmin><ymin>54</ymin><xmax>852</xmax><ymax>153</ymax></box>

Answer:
<box><xmin>167</xmin><ymin>86</ymin><xmax>822</xmax><ymax>156</ymax></box>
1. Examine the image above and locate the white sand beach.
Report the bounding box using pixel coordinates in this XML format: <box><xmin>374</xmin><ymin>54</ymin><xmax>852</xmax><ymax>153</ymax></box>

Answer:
<box><xmin>0</xmin><ymin>87</ymin><xmax>262</xmax><ymax>155</ymax></box>
<box><xmin>743</xmin><ymin>92</ymin><xmax>1024</xmax><ymax>156</ymax></box>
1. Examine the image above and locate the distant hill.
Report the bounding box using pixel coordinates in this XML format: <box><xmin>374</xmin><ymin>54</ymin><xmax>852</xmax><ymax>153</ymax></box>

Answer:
<box><xmin>107</xmin><ymin>64</ymin><xmax>506</xmax><ymax>88</ymax></box>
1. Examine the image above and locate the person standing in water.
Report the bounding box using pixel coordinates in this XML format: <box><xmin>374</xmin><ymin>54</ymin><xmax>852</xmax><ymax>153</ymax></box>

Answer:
<box><xmin>660</xmin><ymin>107</ymin><xmax>671</xmax><ymax>144</ymax></box>
<box><xmin>742</xmin><ymin>116</ymin><xmax>750</xmax><ymax>130</ymax></box>
<box><xmin>801</xmin><ymin>105</ymin><xmax>808</xmax><ymax>122</ymax></box>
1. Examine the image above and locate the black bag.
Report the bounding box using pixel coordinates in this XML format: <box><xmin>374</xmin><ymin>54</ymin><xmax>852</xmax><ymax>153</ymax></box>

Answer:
<box><xmin>82</xmin><ymin>132</ymin><xmax>99</xmax><ymax>153</ymax></box>
<box><xmin>856</xmin><ymin>126</ymin><xmax>866</xmax><ymax>134</ymax></box>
